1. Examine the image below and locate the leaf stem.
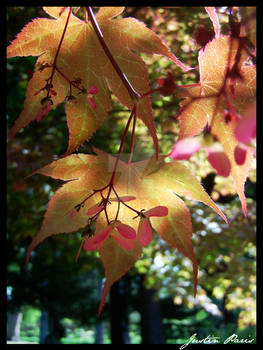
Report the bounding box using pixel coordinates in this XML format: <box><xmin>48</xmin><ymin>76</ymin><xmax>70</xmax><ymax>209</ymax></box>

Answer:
<box><xmin>100</xmin><ymin>191</ymin><xmax>111</xmax><ymax>224</ymax></box>
<box><xmin>112</xmin><ymin>185</ymin><xmax>141</xmax><ymax>219</ymax></box>
<box><xmin>112</xmin><ymin>186</ymin><xmax>121</xmax><ymax>221</ymax></box>
<box><xmin>84</xmin><ymin>7</ymin><xmax>88</xmax><ymax>23</ymax></box>
<box><xmin>119</xmin><ymin>198</ymin><xmax>141</xmax><ymax>216</ymax></box>
<box><xmin>140</xmin><ymin>88</ymin><xmax>162</xmax><ymax>99</ymax></box>
<box><xmin>47</xmin><ymin>7</ymin><xmax>72</xmax><ymax>97</ymax></box>
<box><xmin>128</xmin><ymin>110</ymin><xmax>137</xmax><ymax>164</ymax></box>
<box><xmin>55</xmin><ymin>66</ymin><xmax>84</xmax><ymax>92</ymax></box>
<box><xmin>74</xmin><ymin>190</ymin><xmax>97</xmax><ymax>210</ymax></box>
<box><xmin>95</xmin><ymin>107</ymin><xmax>136</xmax><ymax>221</ymax></box>
<box><xmin>54</xmin><ymin>7</ymin><xmax>72</xmax><ymax>65</ymax></box>
<box><xmin>110</xmin><ymin>105</ymin><xmax>136</xmax><ymax>184</ymax></box>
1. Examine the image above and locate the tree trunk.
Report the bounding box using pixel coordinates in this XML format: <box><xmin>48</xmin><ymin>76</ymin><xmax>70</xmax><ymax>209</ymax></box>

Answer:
<box><xmin>95</xmin><ymin>320</ymin><xmax>104</xmax><ymax>344</ymax></box>
<box><xmin>41</xmin><ymin>310</ymin><xmax>65</xmax><ymax>344</ymax></box>
<box><xmin>39</xmin><ymin>309</ymin><xmax>49</xmax><ymax>344</ymax></box>
<box><xmin>140</xmin><ymin>276</ymin><xmax>166</xmax><ymax>344</ymax></box>
<box><xmin>95</xmin><ymin>271</ymin><xmax>104</xmax><ymax>344</ymax></box>
<box><xmin>109</xmin><ymin>278</ymin><xmax>130</xmax><ymax>344</ymax></box>
<box><xmin>7</xmin><ymin>308</ymin><xmax>22</xmax><ymax>341</ymax></box>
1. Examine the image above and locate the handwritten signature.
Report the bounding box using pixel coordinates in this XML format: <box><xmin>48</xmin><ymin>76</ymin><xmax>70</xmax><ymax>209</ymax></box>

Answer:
<box><xmin>180</xmin><ymin>333</ymin><xmax>254</xmax><ymax>349</ymax></box>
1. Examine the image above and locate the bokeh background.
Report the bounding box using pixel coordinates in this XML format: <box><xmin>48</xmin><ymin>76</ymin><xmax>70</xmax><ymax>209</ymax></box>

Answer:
<box><xmin>7</xmin><ymin>7</ymin><xmax>256</xmax><ymax>344</ymax></box>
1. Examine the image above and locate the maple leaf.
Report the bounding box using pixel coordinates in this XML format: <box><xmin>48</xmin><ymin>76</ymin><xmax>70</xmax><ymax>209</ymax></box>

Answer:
<box><xmin>176</xmin><ymin>35</ymin><xmax>256</xmax><ymax>215</ymax></box>
<box><xmin>26</xmin><ymin>148</ymin><xmax>227</xmax><ymax>314</ymax></box>
<box><xmin>98</xmin><ymin>232</ymin><xmax>142</xmax><ymax>315</ymax></box>
<box><xmin>170</xmin><ymin>136</ymin><xmax>232</xmax><ymax>177</ymax></box>
<box><xmin>211</xmin><ymin>102</ymin><xmax>254</xmax><ymax>217</ymax></box>
<box><xmin>7</xmin><ymin>6</ymin><xmax>191</xmax><ymax>155</ymax></box>
<box><xmin>137</xmin><ymin>206</ymin><xmax>168</xmax><ymax>247</ymax></box>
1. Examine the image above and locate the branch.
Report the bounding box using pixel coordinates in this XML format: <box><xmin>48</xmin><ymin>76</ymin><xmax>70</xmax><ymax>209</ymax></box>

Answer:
<box><xmin>86</xmin><ymin>7</ymin><xmax>141</xmax><ymax>103</ymax></box>
<box><xmin>47</xmin><ymin>7</ymin><xmax>72</xmax><ymax>97</ymax></box>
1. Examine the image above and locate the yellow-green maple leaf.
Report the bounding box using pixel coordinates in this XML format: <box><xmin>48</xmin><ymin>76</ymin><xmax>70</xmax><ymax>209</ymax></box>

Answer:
<box><xmin>26</xmin><ymin>149</ymin><xmax>227</xmax><ymax>314</ymax></box>
<box><xmin>7</xmin><ymin>6</ymin><xmax>191</xmax><ymax>155</ymax></box>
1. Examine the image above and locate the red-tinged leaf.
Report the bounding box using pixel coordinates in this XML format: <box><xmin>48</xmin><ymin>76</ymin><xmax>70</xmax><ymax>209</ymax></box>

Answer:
<box><xmin>93</xmin><ymin>226</ymin><xmax>112</xmax><ymax>245</ymax></box>
<box><xmin>210</xmin><ymin>68</ymin><xmax>256</xmax><ymax>216</ymax></box>
<box><xmin>234</xmin><ymin>146</ymin><xmax>247</xmax><ymax>165</ymax></box>
<box><xmin>87</xmin><ymin>97</ymin><xmax>96</xmax><ymax>110</ymax></box>
<box><xmin>116</xmin><ymin>223</ymin><xmax>136</xmax><ymax>239</ymax></box>
<box><xmin>36</xmin><ymin>109</ymin><xmax>44</xmax><ymax>123</ymax></box>
<box><xmin>98</xmin><ymin>237</ymin><xmax>142</xmax><ymax>315</ymax></box>
<box><xmin>7</xmin><ymin>6</ymin><xmax>191</xmax><ymax>154</ymax></box>
<box><xmin>83</xmin><ymin>238</ymin><xmax>102</xmax><ymax>252</ymax></box>
<box><xmin>137</xmin><ymin>218</ymin><xmax>152</xmax><ymax>247</ymax></box>
<box><xmin>170</xmin><ymin>137</ymin><xmax>202</xmax><ymax>160</ymax></box>
<box><xmin>84</xmin><ymin>226</ymin><xmax>112</xmax><ymax>251</ymax></box>
<box><xmin>44</xmin><ymin>101</ymin><xmax>52</xmax><ymax>117</ymax></box>
<box><xmin>110</xmin><ymin>196</ymin><xmax>136</xmax><ymax>202</ymax></box>
<box><xmin>176</xmin><ymin>34</ymin><xmax>256</xmax><ymax>216</ymax></box>
<box><xmin>111</xmin><ymin>230</ymin><xmax>135</xmax><ymax>250</ymax></box>
<box><xmin>86</xmin><ymin>204</ymin><xmax>104</xmax><ymax>216</ymax></box>
<box><xmin>145</xmin><ymin>206</ymin><xmax>168</xmax><ymax>218</ymax></box>
<box><xmin>234</xmin><ymin>102</ymin><xmax>256</xmax><ymax>144</ymax></box>
<box><xmin>207</xmin><ymin>151</ymin><xmax>231</xmax><ymax>177</ymax></box>
<box><xmin>89</xmin><ymin>85</ymin><xmax>98</xmax><ymax>95</ymax></box>
<box><xmin>225</xmin><ymin>65</ymin><xmax>256</xmax><ymax>118</ymax></box>
<box><xmin>211</xmin><ymin>112</ymin><xmax>254</xmax><ymax>217</ymax></box>
<box><xmin>212</xmin><ymin>67</ymin><xmax>256</xmax><ymax>215</ymax></box>
<box><xmin>75</xmin><ymin>240</ymin><xmax>84</xmax><ymax>262</ymax></box>
<box><xmin>205</xmin><ymin>7</ymin><xmax>221</xmax><ymax>38</ymax></box>
<box><xmin>177</xmin><ymin>36</ymin><xmax>250</xmax><ymax>140</ymax></box>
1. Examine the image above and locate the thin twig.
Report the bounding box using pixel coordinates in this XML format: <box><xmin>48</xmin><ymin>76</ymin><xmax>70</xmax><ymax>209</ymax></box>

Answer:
<box><xmin>47</xmin><ymin>7</ymin><xmax>72</xmax><ymax>97</ymax></box>
<box><xmin>86</xmin><ymin>7</ymin><xmax>141</xmax><ymax>103</ymax></box>
<box><xmin>128</xmin><ymin>106</ymin><xmax>137</xmax><ymax>164</ymax></box>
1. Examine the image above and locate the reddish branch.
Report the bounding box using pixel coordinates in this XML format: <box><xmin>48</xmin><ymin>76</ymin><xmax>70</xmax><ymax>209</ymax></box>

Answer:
<box><xmin>86</xmin><ymin>7</ymin><xmax>141</xmax><ymax>103</ymax></box>
<box><xmin>46</xmin><ymin>7</ymin><xmax>73</xmax><ymax>98</ymax></box>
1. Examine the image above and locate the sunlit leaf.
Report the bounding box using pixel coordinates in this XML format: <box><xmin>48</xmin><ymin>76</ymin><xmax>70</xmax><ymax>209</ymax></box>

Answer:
<box><xmin>7</xmin><ymin>6</ymin><xmax>191</xmax><ymax>154</ymax></box>
<box><xmin>176</xmin><ymin>35</ymin><xmax>256</xmax><ymax>215</ymax></box>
